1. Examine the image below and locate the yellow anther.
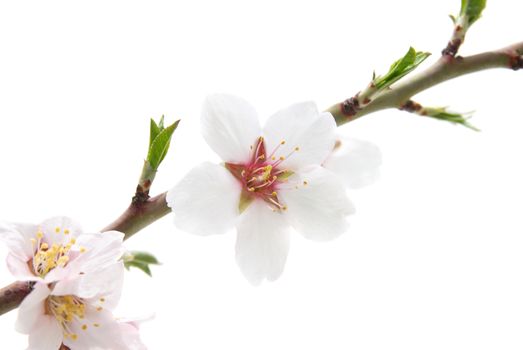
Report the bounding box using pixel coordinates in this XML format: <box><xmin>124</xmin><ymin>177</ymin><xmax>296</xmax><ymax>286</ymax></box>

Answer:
<box><xmin>247</xmin><ymin>187</ymin><xmax>255</xmax><ymax>192</ymax></box>
<box><xmin>80</xmin><ymin>247</ymin><xmax>87</xmax><ymax>253</ymax></box>
<box><xmin>40</xmin><ymin>243</ymin><xmax>49</xmax><ymax>250</ymax></box>
<box><xmin>280</xmin><ymin>140</ymin><xmax>286</xmax><ymax>145</ymax></box>
<box><xmin>271</xmin><ymin>192</ymin><xmax>277</xmax><ymax>197</ymax></box>
<box><xmin>96</xmin><ymin>306</ymin><xmax>103</xmax><ymax>312</ymax></box>
<box><xmin>55</xmin><ymin>227</ymin><xmax>61</xmax><ymax>233</ymax></box>
<box><xmin>93</xmin><ymin>323</ymin><xmax>100</xmax><ymax>327</ymax></box>
<box><xmin>64</xmin><ymin>229</ymin><xmax>70</xmax><ymax>235</ymax></box>
<box><xmin>36</xmin><ymin>232</ymin><xmax>44</xmax><ymax>239</ymax></box>
<box><xmin>99</xmin><ymin>298</ymin><xmax>105</xmax><ymax>303</ymax></box>
<box><xmin>70</xmin><ymin>238</ymin><xmax>76</xmax><ymax>244</ymax></box>
<box><xmin>82</xmin><ymin>324</ymin><xmax>88</xmax><ymax>331</ymax></box>
<box><xmin>259</xmin><ymin>136</ymin><xmax>264</xmax><ymax>141</ymax></box>
<box><xmin>295</xmin><ymin>146</ymin><xmax>300</xmax><ymax>151</ymax></box>
<box><xmin>279</xmin><ymin>156</ymin><xmax>285</xmax><ymax>161</ymax></box>
<box><xmin>282</xmin><ymin>206</ymin><xmax>288</xmax><ymax>211</ymax></box>
<box><xmin>71</xmin><ymin>334</ymin><xmax>78</xmax><ymax>341</ymax></box>
<box><xmin>271</xmin><ymin>156</ymin><xmax>276</xmax><ymax>160</ymax></box>
<box><xmin>303</xmin><ymin>181</ymin><xmax>308</xmax><ymax>185</ymax></box>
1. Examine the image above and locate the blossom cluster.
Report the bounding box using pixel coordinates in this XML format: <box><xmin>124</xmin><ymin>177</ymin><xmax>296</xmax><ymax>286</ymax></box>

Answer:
<box><xmin>0</xmin><ymin>217</ymin><xmax>146</xmax><ymax>350</ymax></box>
<box><xmin>0</xmin><ymin>94</ymin><xmax>380</xmax><ymax>348</ymax></box>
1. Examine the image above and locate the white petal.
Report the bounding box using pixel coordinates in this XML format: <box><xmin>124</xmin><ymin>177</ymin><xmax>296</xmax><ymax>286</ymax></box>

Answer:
<box><xmin>263</xmin><ymin>102</ymin><xmax>336</xmax><ymax>170</ymax></box>
<box><xmin>0</xmin><ymin>222</ymin><xmax>35</xmax><ymax>261</ymax></box>
<box><xmin>16</xmin><ymin>283</ymin><xmax>50</xmax><ymax>334</ymax></box>
<box><xmin>119</xmin><ymin>322</ymin><xmax>147</xmax><ymax>350</ymax></box>
<box><xmin>167</xmin><ymin>162</ymin><xmax>242</xmax><ymax>236</ymax></box>
<box><xmin>201</xmin><ymin>94</ymin><xmax>262</xmax><ymax>163</ymax></box>
<box><xmin>279</xmin><ymin>166</ymin><xmax>355</xmax><ymax>241</ymax></box>
<box><xmin>46</xmin><ymin>231</ymin><xmax>124</xmax><ymax>284</ymax></box>
<box><xmin>62</xmin><ymin>306</ymin><xmax>124</xmax><ymax>350</ymax></box>
<box><xmin>39</xmin><ymin>216</ymin><xmax>83</xmax><ymax>247</ymax></box>
<box><xmin>323</xmin><ymin>137</ymin><xmax>382</xmax><ymax>189</ymax></box>
<box><xmin>235</xmin><ymin>200</ymin><xmax>290</xmax><ymax>285</ymax></box>
<box><xmin>26</xmin><ymin>315</ymin><xmax>63</xmax><ymax>350</ymax></box>
<box><xmin>7</xmin><ymin>253</ymin><xmax>39</xmax><ymax>281</ymax></box>
<box><xmin>53</xmin><ymin>262</ymin><xmax>124</xmax><ymax>311</ymax></box>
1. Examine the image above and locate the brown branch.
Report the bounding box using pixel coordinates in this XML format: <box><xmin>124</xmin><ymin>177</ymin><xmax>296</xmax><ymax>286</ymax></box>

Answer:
<box><xmin>328</xmin><ymin>41</ymin><xmax>523</xmax><ymax>127</ymax></box>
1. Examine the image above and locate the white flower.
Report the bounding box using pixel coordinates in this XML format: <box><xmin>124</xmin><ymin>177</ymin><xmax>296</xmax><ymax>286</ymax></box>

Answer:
<box><xmin>168</xmin><ymin>94</ymin><xmax>378</xmax><ymax>285</ymax></box>
<box><xmin>16</xmin><ymin>263</ymin><xmax>131</xmax><ymax>350</ymax></box>
<box><xmin>0</xmin><ymin>216</ymin><xmax>124</xmax><ymax>284</ymax></box>
<box><xmin>0</xmin><ymin>216</ymin><xmax>145</xmax><ymax>349</ymax></box>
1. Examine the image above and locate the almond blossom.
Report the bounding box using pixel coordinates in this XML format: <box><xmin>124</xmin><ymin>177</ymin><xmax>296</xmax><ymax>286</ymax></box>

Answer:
<box><xmin>0</xmin><ymin>217</ymin><xmax>146</xmax><ymax>349</ymax></box>
<box><xmin>167</xmin><ymin>94</ymin><xmax>379</xmax><ymax>285</ymax></box>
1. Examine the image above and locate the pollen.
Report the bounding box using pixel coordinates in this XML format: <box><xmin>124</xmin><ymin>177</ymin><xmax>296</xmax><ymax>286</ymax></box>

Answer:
<box><xmin>55</xmin><ymin>227</ymin><xmax>61</xmax><ymax>233</ymax></box>
<box><xmin>303</xmin><ymin>181</ymin><xmax>308</xmax><ymax>185</ymax></box>
<box><xmin>96</xmin><ymin>306</ymin><xmax>103</xmax><ymax>312</ymax></box>
<box><xmin>36</xmin><ymin>232</ymin><xmax>44</xmax><ymax>239</ymax></box>
<box><xmin>99</xmin><ymin>298</ymin><xmax>105</xmax><ymax>303</ymax></box>
<box><xmin>280</xmin><ymin>140</ymin><xmax>286</xmax><ymax>145</ymax></box>
<box><xmin>272</xmin><ymin>191</ymin><xmax>277</xmax><ymax>197</ymax></box>
<box><xmin>80</xmin><ymin>247</ymin><xmax>87</xmax><ymax>253</ymax></box>
<box><xmin>93</xmin><ymin>323</ymin><xmax>100</xmax><ymax>327</ymax></box>
<box><xmin>64</xmin><ymin>229</ymin><xmax>70</xmax><ymax>235</ymax></box>
<box><xmin>71</xmin><ymin>334</ymin><xmax>78</xmax><ymax>341</ymax></box>
<box><xmin>279</xmin><ymin>156</ymin><xmax>285</xmax><ymax>161</ymax></box>
<box><xmin>294</xmin><ymin>146</ymin><xmax>300</xmax><ymax>151</ymax></box>
<box><xmin>82</xmin><ymin>324</ymin><xmax>88</xmax><ymax>330</ymax></box>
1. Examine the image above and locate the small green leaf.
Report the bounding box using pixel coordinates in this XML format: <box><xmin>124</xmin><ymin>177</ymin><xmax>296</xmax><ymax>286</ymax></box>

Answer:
<box><xmin>460</xmin><ymin>0</ymin><xmax>486</xmax><ymax>25</ymax></box>
<box><xmin>425</xmin><ymin>107</ymin><xmax>479</xmax><ymax>131</ymax></box>
<box><xmin>373</xmin><ymin>47</ymin><xmax>431</xmax><ymax>91</ymax></box>
<box><xmin>123</xmin><ymin>251</ymin><xmax>161</xmax><ymax>277</ymax></box>
<box><xmin>149</xmin><ymin>119</ymin><xmax>160</xmax><ymax>149</ymax></box>
<box><xmin>147</xmin><ymin>119</ymin><xmax>180</xmax><ymax>170</ymax></box>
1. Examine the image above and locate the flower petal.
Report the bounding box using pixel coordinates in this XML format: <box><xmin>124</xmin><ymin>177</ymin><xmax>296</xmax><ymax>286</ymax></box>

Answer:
<box><xmin>279</xmin><ymin>166</ymin><xmax>355</xmax><ymax>241</ymax></box>
<box><xmin>0</xmin><ymin>222</ymin><xmax>36</xmax><ymax>261</ymax></box>
<box><xmin>6</xmin><ymin>253</ymin><xmax>40</xmax><ymax>281</ymax></box>
<box><xmin>323</xmin><ymin>137</ymin><xmax>382</xmax><ymax>189</ymax></box>
<box><xmin>53</xmin><ymin>262</ymin><xmax>124</xmax><ymax>311</ymax></box>
<box><xmin>119</xmin><ymin>321</ymin><xmax>148</xmax><ymax>350</ymax></box>
<box><xmin>39</xmin><ymin>216</ymin><xmax>83</xmax><ymax>247</ymax></box>
<box><xmin>46</xmin><ymin>231</ymin><xmax>124</xmax><ymax>283</ymax></box>
<box><xmin>201</xmin><ymin>94</ymin><xmax>262</xmax><ymax>163</ymax></box>
<box><xmin>235</xmin><ymin>200</ymin><xmax>290</xmax><ymax>285</ymax></box>
<box><xmin>26</xmin><ymin>315</ymin><xmax>63</xmax><ymax>350</ymax></box>
<box><xmin>167</xmin><ymin>162</ymin><xmax>242</xmax><ymax>236</ymax></box>
<box><xmin>263</xmin><ymin>102</ymin><xmax>336</xmax><ymax>170</ymax></box>
<box><xmin>16</xmin><ymin>282</ymin><xmax>50</xmax><ymax>334</ymax></box>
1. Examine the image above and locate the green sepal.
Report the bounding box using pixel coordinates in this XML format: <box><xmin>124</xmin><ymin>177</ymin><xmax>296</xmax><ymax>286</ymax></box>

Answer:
<box><xmin>123</xmin><ymin>251</ymin><xmax>161</xmax><ymax>277</ymax></box>
<box><xmin>373</xmin><ymin>47</ymin><xmax>431</xmax><ymax>91</ymax></box>
<box><xmin>238</xmin><ymin>190</ymin><xmax>254</xmax><ymax>214</ymax></box>
<box><xmin>147</xmin><ymin>118</ymin><xmax>180</xmax><ymax>171</ymax></box>
<box><xmin>460</xmin><ymin>0</ymin><xmax>486</xmax><ymax>26</ymax></box>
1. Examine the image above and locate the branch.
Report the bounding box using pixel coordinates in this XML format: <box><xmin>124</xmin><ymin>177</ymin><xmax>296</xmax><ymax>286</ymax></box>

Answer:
<box><xmin>1</xmin><ymin>41</ymin><xmax>522</xmax><ymax>317</ymax></box>
<box><xmin>328</xmin><ymin>41</ymin><xmax>523</xmax><ymax>126</ymax></box>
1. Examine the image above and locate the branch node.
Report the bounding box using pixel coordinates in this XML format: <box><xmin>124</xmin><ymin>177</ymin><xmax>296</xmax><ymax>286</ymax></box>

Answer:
<box><xmin>399</xmin><ymin>100</ymin><xmax>422</xmax><ymax>113</ymax></box>
<box><xmin>340</xmin><ymin>96</ymin><xmax>361</xmax><ymax>117</ymax></box>
<box><xmin>442</xmin><ymin>38</ymin><xmax>463</xmax><ymax>57</ymax></box>
<box><xmin>509</xmin><ymin>55</ymin><xmax>523</xmax><ymax>71</ymax></box>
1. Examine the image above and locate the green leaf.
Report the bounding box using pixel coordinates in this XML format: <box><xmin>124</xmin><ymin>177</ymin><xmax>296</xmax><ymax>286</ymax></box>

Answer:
<box><xmin>149</xmin><ymin>118</ymin><xmax>161</xmax><ymax>149</ymax></box>
<box><xmin>373</xmin><ymin>47</ymin><xmax>431</xmax><ymax>91</ymax></box>
<box><xmin>147</xmin><ymin>119</ymin><xmax>180</xmax><ymax>170</ymax></box>
<box><xmin>123</xmin><ymin>251</ymin><xmax>161</xmax><ymax>277</ymax></box>
<box><xmin>425</xmin><ymin>107</ymin><xmax>479</xmax><ymax>131</ymax></box>
<box><xmin>460</xmin><ymin>0</ymin><xmax>486</xmax><ymax>25</ymax></box>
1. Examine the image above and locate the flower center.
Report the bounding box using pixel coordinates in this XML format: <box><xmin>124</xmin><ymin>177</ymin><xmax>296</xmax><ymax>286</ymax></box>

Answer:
<box><xmin>46</xmin><ymin>295</ymin><xmax>106</xmax><ymax>341</ymax></box>
<box><xmin>225</xmin><ymin>136</ymin><xmax>299</xmax><ymax>211</ymax></box>
<box><xmin>29</xmin><ymin>227</ymin><xmax>85</xmax><ymax>278</ymax></box>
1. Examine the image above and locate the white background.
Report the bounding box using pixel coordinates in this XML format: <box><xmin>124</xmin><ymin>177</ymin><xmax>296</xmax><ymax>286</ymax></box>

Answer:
<box><xmin>0</xmin><ymin>0</ymin><xmax>522</xmax><ymax>349</ymax></box>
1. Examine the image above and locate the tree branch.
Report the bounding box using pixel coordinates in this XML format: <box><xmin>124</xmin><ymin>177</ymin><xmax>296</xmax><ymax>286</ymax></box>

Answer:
<box><xmin>1</xmin><ymin>41</ymin><xmax>522</xmax><ymax>317</ymax></box>
<box><xmin>328</xmin><ymin>41</ymin><xmax>523</xmax><ymax>126</ymax></box>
